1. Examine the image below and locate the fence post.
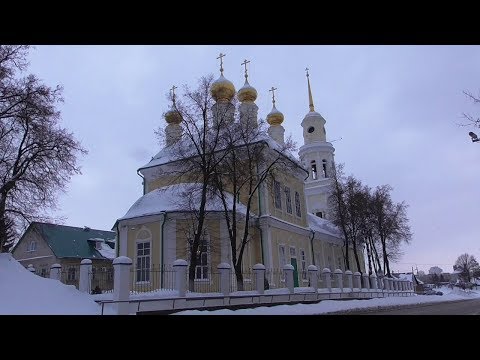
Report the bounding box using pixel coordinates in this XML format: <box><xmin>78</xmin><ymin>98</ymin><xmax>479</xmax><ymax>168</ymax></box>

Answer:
<box><xmin>27</xmin><ymin>264</ymin><xmax>36</xmax><ymax>274</ymax></box>
<box><xmin>370</xmin><ymin>273</ymin><xmax>378</xmax><ymax>290</ymax></box>
<box><xmin>253</xmin><ymin>263</ymin><xmax>266</xmax><ymax>295</ymax></box>
<box><xmin>173</xmin><ymin>259</ymin><xmax>188</xmax><ymax>297</ymax></box>
<box><xmin>377</xmin><ymin>270</ymin><xmax>384</xmax><ymax>290</ymax></box>
<box><xmin>308</xmin><ymin>265</ymin><xmax>318</xmax><ymax>293</ymax></box>
<box><xmin>113</xmin><ymin>256</ymin><xmax>132</xmax><ymax>315</ymax></box>
<box><xmin>284</xmin><ymin>264</ymin><xmax>294</xmax><ymax>294</ymax></box>
<box><xmin>50</xmin><ymin>264</ymin><xmax>61</xmax><ymax>281</ymax></box>
<box><xmin>217</xmin><ymin>263</ymin><xmax>231</xmax><ymax>296</ymax></box>
<box><xmin>383</xmin><ymin>276</ymin><xmax>390</xmax><ymax>292</ymax></box>
<box><xmin>353</xmin><ymin>272</ymin><xmax>361</xmax><ymax>290</ymax></box>
<box><xmin>334</xmin><ymin>269</ymin><xmax>343</xmax><ymax>292</ymax></box>
<box><xmin>322</xmin><ymin>268</ymin><xmax>332</xmax><ymax>292</ymax></box>
<box><xmin>362</xmin><ymin>273</ymin><xmax>370</xmax><ymax>291</ymax></box>
<box><xmin>345</xmin><ymin>270</ymin><xmax>353</xmax><ymax>292</ymax></box>
<box><xmin>79</xmin><ymin>259</ymin><xmax>92</xmax><ymax>293</ymax></box>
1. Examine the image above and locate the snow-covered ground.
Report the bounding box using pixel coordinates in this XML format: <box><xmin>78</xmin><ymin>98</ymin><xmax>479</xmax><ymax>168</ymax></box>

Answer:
<box><xmin>0</xmin><ymin>253</ymin><xmax>105</xmax><ymax>315</ymax></box>
<box><xmin>175</xmin><ymin>286</ymin><xmax>480</xmax><ymax>315</ymax></box>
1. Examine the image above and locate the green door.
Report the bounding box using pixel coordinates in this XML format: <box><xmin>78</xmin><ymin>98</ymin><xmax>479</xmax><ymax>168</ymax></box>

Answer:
<box><xmin>290</xmin><ymin>258</ymin><xmax>299</xmax><ymax>287</ymax></box>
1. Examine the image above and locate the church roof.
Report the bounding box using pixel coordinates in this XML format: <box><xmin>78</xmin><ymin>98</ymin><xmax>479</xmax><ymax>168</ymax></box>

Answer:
<box><xmin>307</xmin><ymin>213</ymin><xmax>342</xmax><ymax>238</ymax></box>
<box><xmin>138</xmin><ymin>131</ymin><xmax>305</xmax><ymax>173</ymax></box>
<box><xmin>119</xmin><ymin>183</ymin><xmax>250</xmax><ymax>221</ymax></box>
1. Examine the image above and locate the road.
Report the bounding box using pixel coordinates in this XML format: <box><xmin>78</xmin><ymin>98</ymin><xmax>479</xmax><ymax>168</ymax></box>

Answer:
<box><xmin>341</xmin><ymin>298</ymin><xmax>480</xmax><ymax>315</ymax></box>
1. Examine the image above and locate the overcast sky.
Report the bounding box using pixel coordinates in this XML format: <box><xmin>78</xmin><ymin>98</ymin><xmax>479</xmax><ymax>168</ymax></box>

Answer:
<box><xmin>27</xmin><ymin>45</ymin><xmax>480</xmax><ymax>274</ymax></box>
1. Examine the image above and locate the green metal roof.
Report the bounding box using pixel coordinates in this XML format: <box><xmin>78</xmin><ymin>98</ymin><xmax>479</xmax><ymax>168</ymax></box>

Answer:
<box><xmin>32</xmin><ymin>222</ymin><xmax>116</xmax><ymax>260</ymax></box>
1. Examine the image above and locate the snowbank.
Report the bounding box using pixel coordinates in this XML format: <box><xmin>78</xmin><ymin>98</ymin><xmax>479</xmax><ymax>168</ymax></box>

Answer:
<box><xmin>0</xmin><ymin>253</ymin><xmax>102</xmax><ymax>315</ymax></box>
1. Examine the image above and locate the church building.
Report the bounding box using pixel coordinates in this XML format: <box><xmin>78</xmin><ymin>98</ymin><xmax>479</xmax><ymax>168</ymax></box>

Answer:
<box><xmin>115</xmin><ymin>55</ymin><xmax>365</xmax><ymax>290</ymax></box>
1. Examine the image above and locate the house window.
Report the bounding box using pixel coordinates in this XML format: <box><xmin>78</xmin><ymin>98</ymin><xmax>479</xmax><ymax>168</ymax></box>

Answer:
<box><xmin>338</xmin><ymin>257</ymin><xmax>343</xmax><ymax>271</ymax></box>
<box><xmin>195</xmin><ymin>238</ymin><xmax>209</xmax><ymax>280</ymax></box>
<box><xmin>279</xmin><ymin>245</ymin><xmax>286</xmax><ymax>268</ymax></box>
<box><xmin>285</xmin><ymin>186</ymin><xmax>292</xmax><ymax>214</ymax></box>
<box><xmin>294</xmin><ymin>191</ymin><xmax>302</xmax><ymax>217</ymax></box>
<box><xmin>322</xmin><ymin>159</ymin><xmax>328</xmax><ymax>178</ymax></box>
<box><xmin>300</xmin><ymin>249</ymin><xmax>307</xmax><ymax>281</ymax></box>
<box><xmin>136</xmin><ymin>241</ymin><xmax>151</xmax><ymax>283</ymax></box>
<box><xmin>327</xmin><ymin>256</ymin><xmax>332</xmax><ymax>271</ymax></box>
<box><xmin>316</xmin><ymin>211</ymin><xmax>323</xmax><ymax>218</ymax></box>
<box><xmin>274</xmin><ymin>180</ymin><xmax>282</xmax><ymax>209</ymax></box>
<box><xmin>40</xmin><ymin>268</ymin><xmax>47</xmax><ymax>278</ymax></box>
<box><xmin>67</xmin><ymin>267</ymin><xmax>76</xmax><ymax>281</ymax></box>
<box><xmin>311</xmin><ymin>160</ymin><xmax>317</xmax><ymax>180</ymax></box>
<box><xmin>28</xmin><ymin>240</ymin><xmax>37</xmax><ymax>252</ymax></box>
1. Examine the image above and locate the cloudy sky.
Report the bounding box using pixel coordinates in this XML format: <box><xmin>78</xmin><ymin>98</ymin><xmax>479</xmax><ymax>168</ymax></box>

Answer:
<box><xmin>27</xmin><ymin>45</ymin><xmax>480</xmax><ymax>273</ymax></box>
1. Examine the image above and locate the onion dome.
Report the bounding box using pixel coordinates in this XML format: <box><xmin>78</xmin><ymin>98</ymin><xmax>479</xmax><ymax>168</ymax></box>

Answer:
<box><xmin>237</xmin><ymin>79</ymin><xmax>257</xmax><ymax>103</ymax></box>
<box><xmin>210</xmin><ymin>74</ymin><xmax>236</xmax><ymax>102</ymax></box>
<box><xmin>267</xmin><ymin>105</ymin><xmax>284</xmax><ymax>126</ymax></box>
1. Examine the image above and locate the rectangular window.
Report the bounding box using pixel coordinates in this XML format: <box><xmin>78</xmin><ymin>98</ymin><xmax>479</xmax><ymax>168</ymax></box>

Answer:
<box><xmin>40</xmin><ymin>268</ymin><xmax>47</xmax><ymax>278</ymax></box>
<box><xmin>295</xmin><ymin>191</ymin><xmax>301</xmax><ymax>217</ymax></box>
<box><xmin>195</xmin><ymin>238</ymin><xmax>209</xmax><ymax>280</ymax></box>
<box><xmin>285</xmin><ymin>186</ymin><xmax>292</xmax><ymax>214</ymax></box>
<box><xmin>300</xmin><ymin>249</ymin><xmax>307</xmax><ymax>280</ymax></box>
<box><xmin>67</xmin><ymin>267</ymin><xmax>76</xmax><ymax>281</ymax></box>
<box><xmin>274</xmin><ymin>180</ymin><xmax>282</xmax><ymax>209</ymax></box>
<box><xmin>289</xmin><ymin>247</ymin><xmax>296</xmax><ymax>258</ymax></box>
<box><xmin>136</xmin><ymin>241</ymin><xmax>151</xmax><ymax>283</ymax></box>
<box><xmin>327</xmin><ymin>256</ymin><xmax>332</xmax><ymax>271</ymax></box>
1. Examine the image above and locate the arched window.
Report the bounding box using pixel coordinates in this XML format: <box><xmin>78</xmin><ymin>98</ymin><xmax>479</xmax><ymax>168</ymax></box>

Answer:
<box><xmin>311</xmin><ymin>160</ymin><xmax>317</xmax><ymax>180</ymax></box>
<box><xmin>135</xmin><ymin>227</ymin><xmax>152</xmax><ymax>283</ymax></box>
<box><xmin>294</xmin><ymin>192</ymin><xmax>302</xmax><ymax>217</ymax></box>
<box><xmin>322</xmin><ymin>159</ymin><xmax>328</xmax><ymax>178</ymax></box>
<box><xmin>28</xmin><ymin>240</ymin><xmax>37</xmax><ymax>252</ymax></box>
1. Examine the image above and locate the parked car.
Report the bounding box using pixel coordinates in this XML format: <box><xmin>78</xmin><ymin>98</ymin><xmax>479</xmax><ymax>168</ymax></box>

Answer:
<box><xmin>424</xmin><ymin>289</ymin><xmax>443</xmax><ymax>295</ymax></box>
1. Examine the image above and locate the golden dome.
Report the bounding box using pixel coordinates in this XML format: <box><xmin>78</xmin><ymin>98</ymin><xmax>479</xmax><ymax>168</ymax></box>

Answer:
<box><xmin>164</xmin><ymin>109</ymin><xmax>183</xmax><ymax>124</ymax></box>
<box><xmin>211</xmin><ymin>75</ymin><xmax>236</xmax><ymax>102</ymax></box>
<box><xmin>267</xmin><ymin>105</ymin><xmax>284</xmax><ymax>126</ymax></box>
<box><xmin>237</xmin><ymin>80</ymin><xmax>257</xmax><ymax>103</ymax></box>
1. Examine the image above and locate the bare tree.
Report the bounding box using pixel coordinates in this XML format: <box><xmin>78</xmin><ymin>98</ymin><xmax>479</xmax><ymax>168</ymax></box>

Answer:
<box><xmin>453</xmin><ymin>253</ymin><xmax>479</xmax><ymax>283</ymax></box>
<box><xmin>428</xmin><ymin>266</ymin><xmax>443</xmax><ymax>275</ymax></box>
<box><xmin>154</xmin><ymin>75</ymin><xmax>234</xmax><ymax>291</ymax></box>
<box><xmin>0</xmin><ymin>45</ymin><xmax>87</xmax><ymax>251</ymax></box>
<box><xmin>370</xmin><ymin>185</ymin><xmax>412</xmax><ymax>277</ymax></box>
<box><xmin>461</xmin><ymin>90</ymin><xmax>480</xmax><ymax>129</ymax></box>
<box><xmin>211</xmin><ymin>114</ymin><xmax>298</xmax><ymax>290</ymax></box>
<box><xmin>328</xmin><ymin>163</ymin><xmax>351</xmax><ymax>270</ymax></box>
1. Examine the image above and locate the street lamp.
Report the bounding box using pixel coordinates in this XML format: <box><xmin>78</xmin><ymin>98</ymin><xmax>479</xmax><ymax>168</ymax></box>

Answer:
<box><xmin>469</xmin><ymin>131</ymin><xmax>479</xmax><ymax>143</ymax></box>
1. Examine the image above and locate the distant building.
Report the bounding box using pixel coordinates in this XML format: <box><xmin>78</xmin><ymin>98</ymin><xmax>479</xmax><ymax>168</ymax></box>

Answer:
<box><xmin>11</xmin><ymin>222</ymin><xmax>116</xmax><ymax>289</ymax></box>
<box><xmin>394</xmin><ymin>272</ymin><xmax>424</xmax><ymax>293</ymax></box>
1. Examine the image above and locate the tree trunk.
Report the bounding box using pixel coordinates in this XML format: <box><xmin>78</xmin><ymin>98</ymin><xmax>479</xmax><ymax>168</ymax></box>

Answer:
<box><xmin>235</xmin><ymin>265</ymin><xmax>244</xmax><ymax>291</ymax></box>
<box><xmin>0</xmin><ymin>195</ymin><xmax>7</xmax><ymax>252</ymax></box>
<box><xmin>352</xmin><ymin>238</ymin><xmax>362</xmax><ymax>274</ymax></box>
<box><xmin>365</xmin><ymin>239</ymin><xmax>373</xmax><ymax>275</ymax></box>
<box><xmin>370</xmin><ymin>237</ymin><xmax>382</xmax><ymax>274</ymax></box>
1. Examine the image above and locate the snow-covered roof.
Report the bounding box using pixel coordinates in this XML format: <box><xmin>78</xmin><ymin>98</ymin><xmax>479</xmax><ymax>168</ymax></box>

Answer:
<box><xmin>119</xmin><ymin>183</ymin><xmax>249</xmax><ymax>221</ymax></box>
<box><xmin>307</xmin><ymin>213</ymin><xmax>342</xmax><ymax>238</ymax></box>
<box><xmin>97</xmin><ymin>243</ymin><xmax>116</xmax><ymax>259</ymax></box>
<box><xmin>139</xmin><ymin>131</ymin><xmax>304</xmax><ymax>172</ymax></box>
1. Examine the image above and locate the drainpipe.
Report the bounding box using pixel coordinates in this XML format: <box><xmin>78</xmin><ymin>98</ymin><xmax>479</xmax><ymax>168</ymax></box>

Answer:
<box><xmin>115</xmin><ymin>221</ymin><xmax>120</xmax><ymax>258</ymax></box>
<box><xmin>257</xmin><ymin>163</ymin><xmax>265</xmax><ymax>265</ymax></box>
<box><xmin>309</xmin><ymin>229</ymin><xmax>315</xmax><ymax>266</ymax></box>
<box><xmin>137</xmin><ymin>169</ymin><xmax>146</xmax><ymax>195</ymax></box>
<box><xmin>160</xmin><ymin>213</ymin><xmax>167</xmax><ymax>288</ymax></box>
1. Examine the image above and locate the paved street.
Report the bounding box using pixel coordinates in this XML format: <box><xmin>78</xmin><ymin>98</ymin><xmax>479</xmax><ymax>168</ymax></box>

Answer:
<box><xmin>340</xmin><ymin>298</ymin><xmax>480</xmax><ymax>315</ymax></box>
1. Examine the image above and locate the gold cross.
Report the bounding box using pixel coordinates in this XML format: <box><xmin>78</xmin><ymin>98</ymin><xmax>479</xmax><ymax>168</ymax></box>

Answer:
<box><xmin>217</xmin><ymin>53</ymin><xmax>226</xmax><ymax>75</ymax></box>
<box><xmin>269</xmin><ymin>86</ymin><xmax>277</xmax><ymax>104</ymax></box>
<box><xmin>305</xmin><ymin>67</ymin><xmax>310</xmax><ymax>77</ymax></box>
<box><xmin>241</xmin><ymin>59</ymin><xmax>250</xmax><ymax>79</ymax></box>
